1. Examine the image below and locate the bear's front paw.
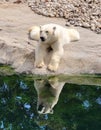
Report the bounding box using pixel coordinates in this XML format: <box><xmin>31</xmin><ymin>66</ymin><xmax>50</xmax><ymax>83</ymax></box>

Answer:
<box><xmin>36</xmin><ymin>62</ymin><xmax>45</xmax><ymax>68</ymax></box>
<box><xmin>47</xmin><ymin>64</ymin><xmax>58</xmax><ymax>72</ymax></box>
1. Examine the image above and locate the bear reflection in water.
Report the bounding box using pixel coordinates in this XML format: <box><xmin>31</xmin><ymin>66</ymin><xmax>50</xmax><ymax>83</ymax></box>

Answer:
<box><xmin>34</xmin><ymin>77</ymin><xmax>65</xmax><ymax>114</ymax></box>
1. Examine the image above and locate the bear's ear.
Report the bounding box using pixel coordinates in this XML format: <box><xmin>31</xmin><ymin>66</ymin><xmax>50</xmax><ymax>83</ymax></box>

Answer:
<box><xmin>53</xmin><ymin>26</ymin><xmax>56</xmax><ymax>35</ymax></box>
<box><xmin>53</xmin><ymin>26</ymin><xmax>56</xmax><ymax>30</ymax></box>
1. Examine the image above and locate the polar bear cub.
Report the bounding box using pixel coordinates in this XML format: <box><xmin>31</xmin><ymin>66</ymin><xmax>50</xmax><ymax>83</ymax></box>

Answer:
<box><xmin>29</xmin><ymin>23</ymin><xmax>80</xmax><ymax>72</ymax></box>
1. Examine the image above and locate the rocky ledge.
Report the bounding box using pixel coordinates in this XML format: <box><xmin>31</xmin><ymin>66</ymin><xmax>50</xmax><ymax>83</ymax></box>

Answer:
<box><xmin>28</xmin><ymin>0</ymin><xmax>101</xmax><ymax>34</ymax></box>
<box><xmin>0</xmin><ymin>28</ymin><xmax>101</xmax><ymax>75</ymax></box>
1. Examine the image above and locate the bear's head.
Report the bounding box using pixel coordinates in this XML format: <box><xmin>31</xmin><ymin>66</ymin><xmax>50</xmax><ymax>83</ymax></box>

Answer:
<box><xmin>39</xmin><ymin>24</ymin><xmax>57</xmax><ymax>44</ymax></box>
<box><xmin>37</xmin><ymin>98</ymin><xmax>54</xmax><ymax>114</ymax></box>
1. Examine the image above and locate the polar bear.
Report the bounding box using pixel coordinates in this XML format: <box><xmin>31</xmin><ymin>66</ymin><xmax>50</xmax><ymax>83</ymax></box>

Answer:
<box><xmin>28</xmin><ymin>26</ymin><xmax>40</xmax><ymax>41</ymax></box>
<box><xmin>29</xmin><ymin>23</ymin><xmax>80</xmax><ymax>72</ymax></box>
<box><xmin>34</xmin><ymin>77</ymin><xmax>65</xmax><ymax>114</ymax></box>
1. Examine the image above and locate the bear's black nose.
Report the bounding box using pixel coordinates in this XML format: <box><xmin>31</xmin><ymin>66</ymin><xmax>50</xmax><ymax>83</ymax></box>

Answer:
<box><xmin>40</xmin><ymin>37</ymin><xmax>45</xmax><ymax>42</ymax></box>
<box><xmin>38</xmin><ymin>104</ymin><xmax>44</xmax><ymax>111</ymax></box>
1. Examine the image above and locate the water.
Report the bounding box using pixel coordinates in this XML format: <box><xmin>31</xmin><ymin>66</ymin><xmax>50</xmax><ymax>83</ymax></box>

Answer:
<box><xmin>0</xmin><ymin>74</ymin><xmax>101</xmax><ymax>130</ymax></box>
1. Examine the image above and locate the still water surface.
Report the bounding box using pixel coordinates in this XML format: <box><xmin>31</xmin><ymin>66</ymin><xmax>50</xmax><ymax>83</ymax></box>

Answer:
<box><xmin>0</xmin><ymin>75</ymin><xmax>101</xmax><ymax>130</ymax></box>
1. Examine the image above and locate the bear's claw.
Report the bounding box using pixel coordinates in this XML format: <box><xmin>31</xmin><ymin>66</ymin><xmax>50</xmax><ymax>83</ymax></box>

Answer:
<box><xmin>36</xmin><ymin>62</ymin><xmax>45</xmax><ymax>68</ymax></box>
<box><xmin>47</xmin><ymin>64</ymin><xmax>58</xmax><ymax>72</ymax></box>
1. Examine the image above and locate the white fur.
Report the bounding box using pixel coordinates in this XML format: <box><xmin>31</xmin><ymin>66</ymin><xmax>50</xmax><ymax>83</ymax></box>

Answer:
<box><xmin>29</xmin><ymin>26</ymin><xmax>40</xmax><ymax>41</ymax></box>
<box><xmin>29</xmin><ymin>23</ymin><xmax>80</xmax><ymax>71</ymax></box>
<box><xmin>34</xmin><ymin>78</ymin><xmax>65</xmax><ymax>114</ymax></box>
<box><xmin>67</xmin><ymin>29</ymin><xmax>80</xmax><ymax>42</ymax></box>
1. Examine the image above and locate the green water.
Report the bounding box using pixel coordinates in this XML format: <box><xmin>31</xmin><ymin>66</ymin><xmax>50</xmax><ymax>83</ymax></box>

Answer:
<box><xmin>0</xmin><ymin>73</ymin><xmax>101</xmax><ymax>130</ymax></box>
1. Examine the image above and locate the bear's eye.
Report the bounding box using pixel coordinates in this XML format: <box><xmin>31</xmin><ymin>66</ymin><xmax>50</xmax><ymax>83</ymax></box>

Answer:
<box><xmin>40</xmin><ymin>30</ymin><xmax>42</xmax><ymax>33</ymax></box>
<box><xmin>45</xmin><ymin>31</ymin><xmax>49</xmax><ymax>34</ymax></box>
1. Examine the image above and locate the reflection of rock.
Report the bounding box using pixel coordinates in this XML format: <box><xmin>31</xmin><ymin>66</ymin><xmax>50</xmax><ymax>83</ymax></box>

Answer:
<box><xmin>34</xmin><ymin>77</ymin><xmax>65</xmax><ymax>114</ymax></box>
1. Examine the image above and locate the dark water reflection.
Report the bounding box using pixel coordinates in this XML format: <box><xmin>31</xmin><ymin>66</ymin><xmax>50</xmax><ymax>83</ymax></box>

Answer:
<box><xmin>0</xmin><ymin>75</ymin><xmax>101</xmax><ymax>130</ymax></box>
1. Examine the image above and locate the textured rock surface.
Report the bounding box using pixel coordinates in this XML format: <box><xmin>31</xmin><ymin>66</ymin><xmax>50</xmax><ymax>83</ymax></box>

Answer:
<box><xmin>28</xmin><ymin>0</ymin><xmax>101</xmax><ymax>34</ymax></box>
<box><xmin>0</xmin><ymin>3</ymin><xmax>101</xmax><ymax>75</ymax></box>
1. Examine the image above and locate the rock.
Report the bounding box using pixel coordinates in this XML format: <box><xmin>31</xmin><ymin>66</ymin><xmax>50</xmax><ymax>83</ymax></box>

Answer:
<box><xmin>13</xmin><ymin>0</ymin><xmax>22</xmax><ymax>4</ymax></box>
<box><xmin>28</xmin><ymin>0</ymin><xmax>101</xmax><ymax>34</ymax></box>
<box><xmin>82</xmin><ymin>22</ymin><xmax>90</xmax><ymax>28</ymax></box>
<box><xmin>91</xmin><ymin>23</ymin><xmax>96</xmax><ymax>31</ymax></box>
<box><xmin>65</xmin><ymin>22</ymin><xmax>70</xmax><ymax>26</ymax></box>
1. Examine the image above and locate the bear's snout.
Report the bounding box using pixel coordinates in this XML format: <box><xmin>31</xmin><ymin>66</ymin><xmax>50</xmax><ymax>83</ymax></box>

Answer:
<box><xmin>40</xmin><ymin>36</ymin><xmax>45</xmax><ymax>42</ymax></box>
<box><xmin>38</xmin><ymin>104</ymin><xmax>44</xmax><ymax>112</ymax></box>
